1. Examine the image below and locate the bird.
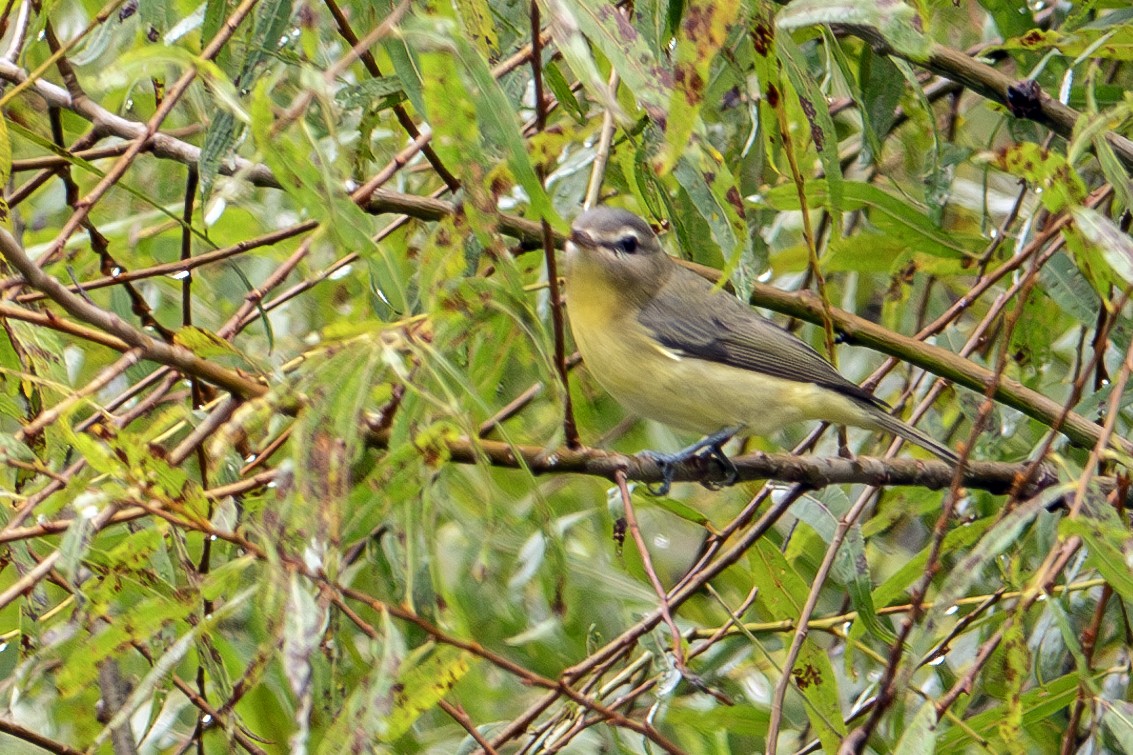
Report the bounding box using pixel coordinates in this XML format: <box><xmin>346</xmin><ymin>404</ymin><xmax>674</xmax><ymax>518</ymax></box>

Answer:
<box><xmin>562</xmin><ymin>205</ymin><xmax>959</xmax><ymax>493</ymax></box>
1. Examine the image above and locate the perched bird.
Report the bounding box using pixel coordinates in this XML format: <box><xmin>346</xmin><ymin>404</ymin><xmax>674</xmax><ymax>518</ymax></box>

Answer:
<box><xmin>563</xmin><ymin>206</ymin><xmax>958</xmax><ymax>492</ymax></box>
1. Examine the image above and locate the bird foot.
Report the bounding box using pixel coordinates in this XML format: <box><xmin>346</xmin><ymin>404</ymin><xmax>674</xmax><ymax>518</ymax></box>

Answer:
<box><xmin>638</xmin><ymin>427</ymin><xmax>742</xmax><ymax>495</ymax></box>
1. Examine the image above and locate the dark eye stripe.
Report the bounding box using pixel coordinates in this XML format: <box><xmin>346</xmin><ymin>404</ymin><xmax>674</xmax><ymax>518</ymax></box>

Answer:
<box><xmin>613</xmin><ymin>235</ymin><xmax>638</xmax><ymax>254</ymax></box>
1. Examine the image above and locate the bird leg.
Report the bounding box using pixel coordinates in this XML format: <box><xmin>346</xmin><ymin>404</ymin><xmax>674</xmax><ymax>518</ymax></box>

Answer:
<box><xmin>639</xmin><ymin>427</ymin><xmax>742</xmax><ymax>495</ymax></box>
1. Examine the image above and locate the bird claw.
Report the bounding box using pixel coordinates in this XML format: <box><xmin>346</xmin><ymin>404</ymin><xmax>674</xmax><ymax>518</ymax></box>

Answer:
<box><xmin>702</xmin><ymin>445</ymin><xmax>738</xmax><ymax>490</ymax></box>
<box><xmin>639</xmin><ymin>450</ymin><xmax>677</xmax><ymax>496</ymax></box>
<box><xmin>638</xmin><ymin>427</ymin><xmax>742</xmax><ymax>495</ymax></box>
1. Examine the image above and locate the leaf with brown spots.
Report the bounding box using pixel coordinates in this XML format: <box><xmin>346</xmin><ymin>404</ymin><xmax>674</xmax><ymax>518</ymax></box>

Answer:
<box><xmin>452</xmin><ymin>0</ymin><xmax>500</xmax><ymax>59</ymax></box>
<box><xmin>778</xmin><ymin>33</ymin><xmax>844</xmax><ymax>222</ymax></box>
<box><xmin>660</xmin><ymin>0</ymin><xmax>742</xmax><ymax>173</ymax></box>
<box><xmin>671</xmin><ymin>143</ymin><xmax>755</xmax><ymax>294</ymax></box>
<box><xmin>382</xmin><ymin>645</ymin><xmax>473</xmax><ymax>742</ymax></box>
<box><xmin>996</xmin><ymin>610</ymin><xmax>1029</xmax><ymax>754</ymax></box>
<box><xmin>750</xmin><ymin>540</ymin><xmax>846</xmax><ymax>752</ymax></box>
<box><xmin>0</xmin><ymin>113</ymin><xmax>10</xmax><ymax>234</ymax></box>
<box><xmin>543</xmin><ymin>0</ymin><xmax>671</xmax><ymax>124</ymax></box>
<box><xmin>993</xmin><ymin>142</ymin><xmax>1087</xmax><ymax>212</ymax></box>
<box><xmin>995</xmin><ymin>27</ymin><xmax>1133</xmax><ymax>61</ymax></box>
<box><xmin>791</xmin><ymin>662</ymin><xmax>823</xmax><ymax>689</ymax></box>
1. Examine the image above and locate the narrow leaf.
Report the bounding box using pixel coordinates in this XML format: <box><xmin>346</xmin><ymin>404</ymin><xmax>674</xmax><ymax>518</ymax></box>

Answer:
<box><xmin>777</xmin><ymin>0</ymin><xmax>932</xmax><ymax>61</ymax></box>
<box><xmin>750</xmin><ymin>541</ymin><xmax>846</xmax><ymax>752</ymax></box>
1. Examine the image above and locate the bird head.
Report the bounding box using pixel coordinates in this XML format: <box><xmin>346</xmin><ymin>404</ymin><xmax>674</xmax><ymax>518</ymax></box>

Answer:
<box><xmin>565</xmin><ymin>207</ymin><xmax>671</xmax><ymax>300</ymax></box>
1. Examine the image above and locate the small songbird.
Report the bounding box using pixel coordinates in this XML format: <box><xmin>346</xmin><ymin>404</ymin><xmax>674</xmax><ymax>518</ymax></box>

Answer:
<box><xmin>563</xmin><ymin>206</ymin><xmax>958</xmax><ymax>492</ymax></box>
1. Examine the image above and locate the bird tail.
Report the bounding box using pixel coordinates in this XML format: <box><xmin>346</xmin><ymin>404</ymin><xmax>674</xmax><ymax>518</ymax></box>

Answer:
<box><xmin>867</xmin><ymin>410</ymin><xmax>960</xmax><ymax>464</ymax></box>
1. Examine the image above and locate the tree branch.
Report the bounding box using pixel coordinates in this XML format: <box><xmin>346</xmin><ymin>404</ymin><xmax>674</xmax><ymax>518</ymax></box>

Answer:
<box><xmin>835</xmin><ymin>27</ymin><xmax>1133</xmax><ymax>170</ymax></box>
<box><xmin>363</xmin><ymin>424</ymin><xmax>1072</xmax><ymax>498</ymax></box>
<box><xmin>0</xmin><ymin>228</ymin><xmax>266</xmax><ymax>399</ymax></box>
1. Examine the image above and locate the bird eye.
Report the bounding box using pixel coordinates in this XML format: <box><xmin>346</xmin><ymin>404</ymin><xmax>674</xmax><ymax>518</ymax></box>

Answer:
<box><xmin>613</xmin><ymin>235</ymin><xmax>638</xmax><ymax>254</ymax></box>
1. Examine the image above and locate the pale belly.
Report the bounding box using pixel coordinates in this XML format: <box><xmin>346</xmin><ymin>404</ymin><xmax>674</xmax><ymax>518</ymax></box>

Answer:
<box><xmin>571</xmin><ymin>311</ymin><xmax>874</xmax><ymax>438</ymax></box>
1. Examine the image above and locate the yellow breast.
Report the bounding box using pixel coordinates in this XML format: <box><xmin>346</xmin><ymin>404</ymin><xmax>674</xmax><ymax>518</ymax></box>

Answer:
<box><xmin>563</xmin><ymin>248</ymin><xmax>872</xmax><ymax>438</ymax></box>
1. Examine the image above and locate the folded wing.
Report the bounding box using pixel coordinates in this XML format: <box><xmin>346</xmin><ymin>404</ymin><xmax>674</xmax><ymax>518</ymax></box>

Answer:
<box><xmin>637</xmin><ymin>268</ymin><xmax>887</xmax><ymax>411</ymax></box>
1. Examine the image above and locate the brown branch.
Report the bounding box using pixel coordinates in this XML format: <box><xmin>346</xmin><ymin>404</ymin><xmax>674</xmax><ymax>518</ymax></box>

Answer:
<box><xmin>0</xmin><ymin>228</ymin><xmax>266</xmax><ymax>399</ymax></box>
<box><xmin>10</xmin><ymin>222</ymin><xmax>318</xmax><ymax>301</ymax></box>
<box><xmin>0</xmin><ymin>715</ymin><xmax>83</xmax><ymax>755</ymax></box>
<box><xmin>615</xmin><ymin>471</ymin><xmax>687</xmax><ymax>670</ymax></box>
<box><xmin>835</xmin><ymin>28</ymin><xmax>1133</xmax><ymax>170</ymax></box>
<box><xmin>364</xmin><ymin>424</ymin><xmax>1062</xmax><ymax>497</ymax></box>
<box><xmin>0</xmin><ymin>300</ymin><xmax>129</xmax><ymax>350</ymax></box>
<box><xmin>747</xmin><ymin>281</ymin><xmax>1127</xmax><ymax>455</ymax></box>
<box><xmin>321</xmin><ymin>0</ymin><xmax>460</xmax><ymax>191</ymax></box>
<box><xmin>30</xmin><ymin>0</ymin><xmax>262</xmax><ymax>269</ymax></box>
<box><xmin>125</xmin><ymin>497</ymin><xmax>685</xmax><ymax>754</ymax></box>
<box><xmin>0</xmin><ymin>472</ymin><xmax>276</xmax><ymax>545</ymax></box>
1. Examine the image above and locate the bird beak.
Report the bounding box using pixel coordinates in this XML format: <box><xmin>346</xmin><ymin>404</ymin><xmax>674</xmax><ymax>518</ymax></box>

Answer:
<box><xmin>568</xmin><ymin>228</ymin><xmax>596</xmax><ymax>249</ymax></box>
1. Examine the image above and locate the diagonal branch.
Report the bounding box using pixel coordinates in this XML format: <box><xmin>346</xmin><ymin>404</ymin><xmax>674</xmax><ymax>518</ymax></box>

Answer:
<box><xmin>0</xmin><ymin>228</ymin><xmax>265</xmax><ymax>399</ymax></box>
<box><xmin>836</xmin><ymin>27</ymin><xmax>1133</xmax><ymax>169</ymax></box>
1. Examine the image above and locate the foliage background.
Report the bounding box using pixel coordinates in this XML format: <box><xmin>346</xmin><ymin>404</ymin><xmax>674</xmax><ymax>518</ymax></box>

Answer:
<box><xmin>0</xmin><ymin>0</ymin><xmax>1131</xmax><ymax>752</ymax></box>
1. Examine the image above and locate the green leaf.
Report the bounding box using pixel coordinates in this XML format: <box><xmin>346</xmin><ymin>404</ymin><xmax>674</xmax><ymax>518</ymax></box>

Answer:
<box><xmin>894</xmin><ymin>701</ymin><xmax>938</xmax><ymax>755</ymax></box>
<box><xmin>759</xmin><ymin>180</ymin><xmax>980</xmax><ymax>259</ymax></box>
<box><xmin>650</xmin><ymin>494</ymin><xmax>713</xmax><ymax>529</ymax></box>
<box><xmin>1040</xmin><ymin>251</ymin><xmax>1102</xmax><ymax>325</ymax></box>
<box><xmin>542</xmin><ymin>60</ymin><xmax>587</xmax><ymax>124</ymax></box>
<box><xmin>791</xmin><ymin>492</ymin><xmax>896</xmax><ymax>644</ymax></box>
<box><xmin>871</xmin><ymin>516</ymin><xmax>992</xmax><ymax>609</ymax></box>
<box><xmin>663</xmin><ymin>700</ymin><xmax>770</xmax><ymax>739</ymax></box>
<box><xmin>661</xmin><ymin>0</ymin><xmax>742</xmax><ymax>173</ymax></box>
<box><xmin>67</xmin><ymin>432</ymin><xmax>121</xmax><ymax>477</ymax></box>
<box><xmin>776</xmin><ymin>0</ymin><xmax>932</xmax><ymax>61</ymax></box>
<box><xmin>385</xmin><ymin>25</ymin><xmax>428</xmax><ymax>117</ymax></box>
<box><xmin>383</xmin><ymin>645</ymin><xmax>473</xmax><ymax>740</ymax></box>
<box><xmin>936</xmin><ymin>673</ymin><xmax>1081</xmax><ymax>750</ymax></box>
<box><xmin>830</xmin><ymin>234</ymin><xmax>968</xmax><ymax>275</ymax></box>
<box><xmin>1102</xmin><ymin>700</ymin><xmax>1133</xmax><ymax>753</ymax></box>
<box><xmin>1071</xmin><ymin>206</ymin><xmax>1133</xmax><ymax>288</ymax></box>
<box><xmin>200</xmin><ymin>555</ymin><xmax>256</xmax><ymax>601</ymax></box>
<box><xmin>749</xmin><ymin>540</ymin><xmax>846</xmax><ymax>753</ymax></box>
<box><xmin>199</xmin><ymin>111</ymin><xmax>240</xmax><ymax>200</ymax></box>
<box><xmin>1061</xmin><ymin>515</ymin><xmax>1133</xmax><ymax>603</ymax></box>
<box><xmin>858</xmin><ymin>45</ymin><xmax>903</xmax><ymax>163</ymax></box>
<box><xmin>202</xmin><ymin>0</ymin><xmax>228</xmax><ymax>57</ymax></box>
<box><xmin>239</xmin><ymin>0</ymin><xmax>292</xmax><ymax>85</ymax></box>
<box><xmin>336</xmin><ymin>76</ymin><xmax>407</xmax><ymax>111</ymax></box>
<box><xmin>976</xmin><ymin>0</ymin><xmax>1033</xmax><ymax>39</ymax></box>
<box><xmin>174</xmin><ymin>325</ymin><xmax>264</xmax><ymax>373</ymax></box>
<box><xmin>633</xmin><ymin>0</ymin><xmax>670</xmax><ymax>54</ymax></box>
